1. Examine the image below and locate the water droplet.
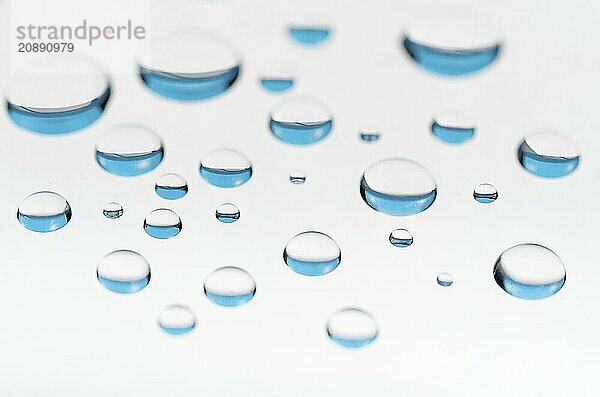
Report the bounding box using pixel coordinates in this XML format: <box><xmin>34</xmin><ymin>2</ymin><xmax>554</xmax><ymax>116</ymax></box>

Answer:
<box><xmin>215</xmin><ymin>203</ymin><xmax>240</xmax><ymax>223</ymax></box>
<box><xmin>284</xmin><ymin>231</ymin><xmax>341</xmax><ymax>276</ymax></box>
<box><xmin>437</xmin><ymin>272</ymin><xmax>454</xmax><ymax>287</ymax></box>
<box><xmin>6</xmin><ymin>57</ymin><xmax>110</xmax><ymax>134</ymax></box>
<box><xmin>103</xmin><ymin>202</ymin><xmax>123</xmax><ymax>219</ymax></box>
<box><xmin>402</xmin><ymin>16</ymin><xmax>501</xmax><ymax>76</ymax></box>
<box><xmin>289</xmin><ymin>170</ymin><xmax>307</xmax><ymax>184</ymax></box>
<box><xmin>17</xmin><ymin>191</ymin><xmax>72</xmax><ymax>233</ymax></box>
<box><xmin>517</xmin><ymin>131</ymin><xmax>580</xmax><ymax>178</ymax></box>
<box><xmin>260</xmin><ymin>75</ymin><xmax>295</xmax><ymax>93</ymax></box>
<box><xmin>204</xmin><ymin>266</ymin><xmax>256</xmax><ymax>307</ymax></box>
<box><xmin>326</xmin><ymin>308</ymin><xmax>378</xmax><ymax>349</ymax></box>
<box><xmin>473</xmin><ymin>183</ymin><xmax>498</xmax><ymax>203</ymax></box>
<box><xmin>360</xmin><ymin>158</ymin><xmax>437</xmax><ymax>216</ymax></box>
<box><xmin>389</xmin><ymin>228</ymin><xmax>413</xmax><ymax>248</ymax></box>
<box><xmin>199</xmin><ymin>149</ymin><xmax>252</xmax><ymax>188</ymax></box>
<box><xmin>359</xmin><ymin>127</ymin><xmax>381</xmax><ymax>143</ymax></box>
<box><xmin>289</xmin><ymin>25</ymin><xmax>330</xmax><ymax>45</ymax></box>
<box><xmin>269</xmin><ymin>97</ymin><xmax>333</xmax><ymax>145</ymax></box>
<box><xmin>143</xmin><ymin>208</ymin><xmax>182</xmax><ymax>239</ymax></box>
<box><xmin>158</xmin><ymin>305</ymin><xmax>196</xmax><ymax>336</ymax></box>
<box><xmin>96</xmin><ymin>124</ymin><xmax>164</xmax><ymax>177</ymax></box>
<box><xmin>494</xmin><ymin>243</ymin><xmax>566</xmax><ymax>300</ymax></box>
<box><xmin>138</xmin><ymin>33</ymin><xmax>240</xmax><ymax>101</ymax></box>
<box><xmin>431</xmin><ymin>111</ymin><xmax>475</xmax><ymax>144</ymax></box>
<box><xmin>97</xmin><ymin>250</ymin><xmax>150</xmax><ymax>294</ymax></box>
<box><xmin>155</xmin><ymin>173</ymin><xmax>188</xmax><ymax>200</ymax></box>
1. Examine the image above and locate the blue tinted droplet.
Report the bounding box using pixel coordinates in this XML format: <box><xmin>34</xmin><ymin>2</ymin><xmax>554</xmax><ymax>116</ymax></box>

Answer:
<box><xmin>517</xmin><ymin>131</ymin><xmax>580</xmax><ymax>178</ymax></box>
<box><xmin>270</xmin><ymin>97</ymin><xmax>333</xmax><ymax>145</ymax></box>
<box><xmin>144</xmin><ymin>209</ymin><xmax>182</xmax><ymax>239</ymax></box>
<box><xmin>260</xmin><ymin>77</ymin><xmax>294</xmax><ymax>93</ymax></box>
<box><xmin>17</xmin><ymin>191</ymin><xmax>72</xmax><ymax>233</ymax></box>
<box><xmin>284</xmin><ymin>231</ymin><xmax>341</xmax><ymax>276</ymax></box>
<box><xmin>199</xmin><ymin>149</ymin><xmax>253</xmax><ymax>188</ymax></box>
<box><xmin>204</xmin><ymin>267</ymin><xmax>256</xmax><ymax>307</ymax></box>
<box><xmin>289</xmin><ymin>26</ymin><xmax>330</xmax><ymax>45</ymax></box>
<box><xmin>97</xmin><ymin>250</ymin><xmax>151</xmax><ymax>294</ymax></box>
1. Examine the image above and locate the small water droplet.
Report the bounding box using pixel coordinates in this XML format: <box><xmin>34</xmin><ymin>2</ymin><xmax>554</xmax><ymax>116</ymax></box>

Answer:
<box><xmin>260</xmin><ymin>75</ymin><xmax>295</xmax><ymax>93</ymax></box>
<box><xmin>96</xmin><ymin>124</ymin><xmax>164</xmax><ymax>177</ymax></box>
<box><xmin>6</xmin><ymin>57</ymin><xmax>110</xmax><ymax>134</ymax></box>
<box><xmin>204</xmin><ymin>266</ymin><xmax>256</xmax><ymax>307</ymax></box>
<box><xmin>155</xmin><ymin>173</ymin><xmax>188</xmax><ymax>200</ymax></box>
<box><xmin>215</xmin><ymin>203</ymin><xmax>240</xmax><ymax>223</ymax></box>
<box><xmin>144</xmin><ymin>208</ymin><xmax>182</xmax><ymax>239</ymax></box>
<box><xmin>326</xmin><ymin>308</ymin><xmax>378</xmax><ymax>349</ymax></box>
<box><xmin>289</xmin><ymin>170</ymin><xmax>307</xmax><ymax>184</ymax></box>
<box><xmin>17</xmin><ymin>191</ymin><xmax>72</xmax><ymax>233</ymax></box>
<box><xmin>289</xmin><ymin>25</ymin><xmax>330</xmax><ymax>45</ymax></box>
<box><xmin>389</xmin><ymin>228</ymin><xmax>413</xmax><ymax>248</ymax></box>
<box><xmin>103</xmin><ymin>202</ymin><xmax>123</xmax><ymax>219</ymax></box>
<box><xmin>517</xmin><ymin>131</ymin><xmax>580</xmax><ymax>178</ymax></box>
<box><xmin>97</xmin><ymin>250</ymin><xmax>150</xmax><ymax>294</ymax></box>
<box><xmin>359</xmin><ymin>127</ymin><xmax>381</xmax><ymax>143</ymax></box>
<box><xmin>473</xmin><ymin>183</ymin><xmax>498</xmax><ymax>203</ymax></box>
<box><xmin>494</xmin><ymin>243</ymin><xmax>566</xmax><ymax>300</ymax></box>
<box><xmin>284</xmin><ymin>231</ymin><xmax>341</xmax><ymax>276</ymax></box>
<box><xmin>431</xmin><ymin>111</ymin><xmax>475</xmax><ymax>144</ymax></box>
<box><xmin>360</xmin><ymin>158</ymin><xmax>437</xmax><ymax>216</ymax></box>
<box><xmin>158</xmin><ymin>305</ymin><xmax>196</xmax><ymax>336</ymax></box>
<box><xmin>138</xmin><ymin>33</ymin><xmax>240</xmax><ymax>101</ymax></box>
<box><xmin>270</xmin><ymin>97</ymin><xmax>333</xmax><ymax>145</ymax></box>
<box><xmin>437</xmin><ymin>272</ymin><xmax>454</xmax><ymax>287</ymax></box>
<box><xmin>199</xmin><ymin>149</ymin><xmax>252</xmax><ymax>188</ymax></box>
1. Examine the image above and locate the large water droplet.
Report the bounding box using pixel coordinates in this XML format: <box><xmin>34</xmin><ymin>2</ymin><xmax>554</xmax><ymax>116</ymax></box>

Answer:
<box><xmin>103</xmin><ymin>202</ymin><xmax>123</xmax><ymax>219</ymax></box>
<box><xmin>260</xmin><ymin>74</ymin><xmax>295</xmax><ymax>93</ymax></box>
<box><xmin>144</xmin><ymin>208</ymin><xmax>182</xmax><ymax>239</ymax></box>
<box><xmin>215</xmin><ymin>203</ymin><xmax>240</xmax><ymax>224</ymax></box>
<box><xmin>6</xmin><ymin>57</ymin><xmax>110</xmax><ymax>134</ymax></box>
<box><xmin>289</xmin><ymin>25</ymin><xmax>330</xmax><ymax>45</ymax></box>
<box><xmin>97</xmin><ymin>250</ymin><xmax>150</xmax><ymax>294</ymax></box>
<box><xmin>284</xmin><ymin>231</ymin><xmax>341</xmax><ymax>276</ymax></box>
<box><xmin>494</xmin><ymin>244</ymin><xmax>566</xmax><ymax>300</ymax></box>
<box><xmin>437</xmin><ymin>272</ymin><xmax>454</xmax><ymax>287</ymax></box>
<box><xmin>431</xmin><ymin>111</ymin><xmax>475</xmax><ymax>144</ymax></box>
<box><xmin>389</xmin><ymin>228</ymin><xmax>413</xmax><ymax>248</ymax></box>
<box><xmin>269</xmin><ymin>97</ymin><xmax>333</xmax><ymax>145</ymax></box>
<box><xmin>326</xmin><ymin>308</ymin><xmax>378</xmax><ymax>349</ymax></box>
<box><xmin>155</xmin><ymin>173</ymin><xmax>188</xmax><ymax>200</ymax></box>
<box><xmin>360</xmin><ymin>158</ymin><xmax>437</xmax><ymax>216</ymax></box>
<box><xmin>517</xmin><ymin>131</ymin><xmax>580</xmax><ymax>178</ymax></box>
<box><xmin>289</xmin><ymin>170</ymin><xmax>307</xmax><ymax>184</ymax></box>
<box><xmin>473</xmin><ymin>183</ymin><xmax>498</xmax><ymax>203</ymax></box>
<box><xmin>96</xmin><ymin>124</ymin><xmax>164</xmax><ymax>177</ymax></box>
<box><xmin>204</xmin><ymin>266</ymin><xmax>256</xmax><ymax>307</ymax></box>
<box><xmin>158</xmin><ymin>305</ymin><xmax>196</xmax><ymax>336</ymax></box>
<box><xmin>17</xmin><ymin>191</ymin><xmax>72</xmax><ymax>233</ymax></box>
<box><xmin>199</xmin><ymin>149</ymin><xmax>252</xmax><ymax>188</ymax></box>
<box><xmin>138</xmin><ymin>33</ymin><xmax>240</xmax><ymax>101</ymax></box>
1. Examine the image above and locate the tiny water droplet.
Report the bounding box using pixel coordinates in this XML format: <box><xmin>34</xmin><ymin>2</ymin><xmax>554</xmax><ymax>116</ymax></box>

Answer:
<box><xmin>360</xmin><ymin>158</ymin><xmax>437</xmax><ymax>216</ymax></box>
<box><xmin>260</xmin><ymin>75</ymin><xmax>295</xmax><ymax>93</ymax></box>
<box><xmin>288</xmin><ymin>25</ymin><xmax>330</xmax><ymax>45</ymax></box>
<box><xmin>389</xmin><ymin>228</ymin><xmax>413</xmax><ymax>248</ymax></box>
<box><xmin>517</xmin><ymin>130</ymin><xmax>580</xmax><ymax>178</ymax></box>
<box><xmin>158</xmin><ymin>305</ymin><xmax>196</xmax><ymax>336</ymax></box>
<box><xmin>96</xmin><ymin>124</ymin><xmax>164</xmax><ymax>177</ymax></box>
<box><xmin>437</xmin><ymin>272</ymin><xmax>454</xmax><ymax>287</ymax></box>
<box><xmin>473</xmin><ymin>183</ymin><xmax>498</xmax><ymax>203</ymax></box>
<box><xmin>270</xmin><ymin>97</ymin><xmax>333</xmax><ymax>145</ymax></box>
<box><xmin>326</xmin><ymin>308</ymin><xmax>378</xmax><ymax>349</ymax></box>
<box><xmin>97</xmin><ymin>250</ymin><xmax>150</xmax><ymax>294</ymax></box>
<box><xmin>103</xmin><ymin>202</ymin><xmax>123</xmax><ymax>219</ymax></box>
<box><xmin>284</xmin><ymin>231</ymin><xmax>341</xmax><ymax>276</ymax></box>
<box><xmin>289</xmin><ymin>170</ymin><xmax>307</xmax><ymax>184</ymax></box>
<box><xmin>215</xmin><ymin>203</ymin><xmax>240</xmax><ymax>223</ymax></box>
<box><xmin>359</xmin><ymin>127</ymin><xmax>381</xmax><ymax>143</ymax></box>
<box><xmin>17</xmin><ymin>191</ymin><xmax>72</xmax><ymax>233</ymax></box>
<box><xmin>199</xmin><ymin>149</ymin><xmax>252</xmax><ymax>188</ymax></box>
<box><xmin>494</xmin><ymin>243</ymin><xmax>566</xmax><ymax>300</ymax></box>
<box><xmin>144</xmin><ymin>208</ymin><xmax>182</xmax><ymax>239</ymax></box>
<box><xmin>204</xmin><ymin>266</ymin><xmax>256</xmax><ymax>307</ymax></box>
<box><xmin>431</xmin><ymin>111</ymin><xmax>475</xmax><ymax>144</ymax></box>
<box><xmin>155</xmin><ymin>173</ymin><xmax>188</xmax><ymax>200</ymax></box>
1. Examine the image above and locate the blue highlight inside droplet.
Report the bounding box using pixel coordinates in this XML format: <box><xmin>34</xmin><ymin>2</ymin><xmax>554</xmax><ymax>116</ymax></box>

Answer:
<box><xmin>431</xmin><ymin>121</ymin><xmax>475</xmax><ymax>144</ymax></box>
<box><xmin>96</xmin><ymin>149</ymin><xmax>164</xmax><ymax>177</ymax></box>
<box><xmin>518</xmin><ymin>144</ymin><xmax>579</xmax><ymax>178</ymax></box>
<box><xmin>289</xmin><ymin>27</ymin><xmax>330</xmax><ymax>45</ymax></box>
<box><xmin>494</xmin><ymin>271</ymin><xmax>565</xmax><ymax>300</ymax></box>
<box><xmin>403</xmin><ymin>37</ymin><xmax>500</xmax><ymax>76</ymax></box>
<box><xmin>284</xmin><ymin>254</ymin><xmax>340</xmax><ymax>276</ymax></box>
<box><xmin>97</xmin><ymin>275</ymin><xmax>150</xmax><ymax>294</ymax></box>
<box><xmin>205</xmin><ymin>291</ymin><xmax>255</xmax><ymax>307</ymax></box>
<box><xmin>160</xmin><ymin>325</ymin><xmax>195</xmax><ymax>335</ymax></box>
<box><xmin>474</xmin><ymin>194</ymin><xmax>496</xmax><ymax>204</ymax></box>
<box><xmin>328</xmin><ymin>333</ymin><xmax>377</xmax><ymax>349</ymax></box>
<box><xmin>139</xmin><ymin>66</ymin><xmax>240</xmax><ymax>101</ymax></box>
<box><xmin>389</xmin><ymin>237</ymin><xmax>413</xmax><ymax>248</ymax></box>
<box><xmin>144</xmin><ymin>224</ymin><xmax>181</xmax><ymax>239</ymax></box>
<box><xmin>360</xmin><ymin>133</ymin><xmax>380</xmax><ymax>143</ymax></box>
<box><xmin>360</xmin><ymin>178</ymin><xmax>436</xmax><ymax>216</ymax></box>
<box><xmin>216</xmin><ymin>214</ymin><xmax>239</xmax><ymax>224</ymax></box>
<box><xmin>155</xmin><ymin>186</ymin><xmax>187</xmax><ymax>200</ymax></box>
<box><xmin>260</xmin><ymin>78</ymin><xmax>294</xmax><ymax>93</ymax></box>
<box><xmin>7</xmin><ymin>87</ymin><xmax>110</xmax><ymax>134</ymax></box>
<box><xmin>270</xmin><ymin>119</ymin><xmax>333</xmax><ymax>145</ymax></box>
<box><xmin>199</xmin><ymin>167</ymin><xmax>252</xmax><ymax>188</ymax></box>
<box><xmin>17</xmin><ymin>212</ymin><xmax>71</xmax><ymax>233</ymax></box>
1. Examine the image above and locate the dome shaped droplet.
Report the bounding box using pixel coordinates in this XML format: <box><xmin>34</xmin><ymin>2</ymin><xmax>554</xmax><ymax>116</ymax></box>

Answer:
<box><xmin>215</xmin><ymin>203</ymin><xmax>240</xmax><ymax>223</ymax></box>
<box><xmin>288</xmin><ymin>24</ymin><xmax>331</xmax><ymax>45</ymax></box>
<box><xmin>17</xmin><ymin>191</ymin><xmax>72</xmax><ymax>233</ymax></box>
<box><xmin>289</xmin><ymin>170</ymin><xmax>307</xmax><ymax>184</ymax></box>
<box><xmin>326</xmin><ymin>308</ymin><xmax>378</xmax><ymax>349</ymax></box>
<box><xmin>360</xmin><ymin>158</ymin><xmax>437</xmax><ymax>216</ymax></box>
<box><xmin>103</xmin><ymin>202</ymin><xmax>123</xmax><ymax>219</ymax></box>
<box><xmin>260</xmin><ymin>73</ymin><xmax>295</xmax><ymax>93</ymax></box>
<box><xmin>389</xmin><ymin>228</ymin><xmax>413</xmax><ymax>248</ymax></box>
<box><xmin>269</xmin><ymin>97</ymin><xmax>333</xmax><ymax>145</ymax></box>
<box><xmin>517</xmin><ymin>131</ymin><xmax>580</xmax><ymax>178</ymax></box>
<box><xmin>6</xmin><ymin>57</ymin><xmax>110</xmax><ymax>134</ymax></box>
<box><xmin>144</xmin><ymin>208</ymin><xmax>182</xmax><ymax>239</ymax></box>
<box><xmin>97</xmin><ymin>250</ymin><xmax>150</xmax><ymax>294</ymax></box>
<box><xmin>473</xmin><ymin>183</ymin><xmax>498</xmax><ymax>203</ymax></box>
<box><xmin>204</xmin><ymin>266</ymin><xmax>256</xmax><ymax>307</ymax></box>
<box><xmin>96</xmin><ymin>124</ymin><xmax>164</xmax><ymax>177</ymax></box>
<box><xmin>199</xmin><ymin>149</ymin><xmax>252</xmax><ymax>188</ymax></box>
<box><xmin>359</xmin><ymin>127</ymin><xmax>381</xmax><ymax>143</ymax></box>
<box><xmin>494</xmin><ymin>244</ymin><xmax>566</xmax><ymax>300</ymax></box>
<box><xmin>138</xmin><ymin>32</ymin><xmax>240</xmax><ymax>101</ymax></box>
<box><xmin>155</xmin><ymin>173</ymin><xmax>188</xmax><ymax>200</ymax></box>
<box><xmin>284</xmin><ymin>231</ymin><xmax>341</xmax><ymax>276</ymax></box>
<box><xmin>437</xmin><ymin>272</ymin><xmax>454</xmax><ymax>287</ymax></box>
<box><xmin>431</xmin><ymin>111</ymin><xmax>475</xmax><ymax>144</ymax></box>
<box><xmin>158</xmin><ymin>305</ymin><xmax>196</xmax><ymax>336</ymax></box>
